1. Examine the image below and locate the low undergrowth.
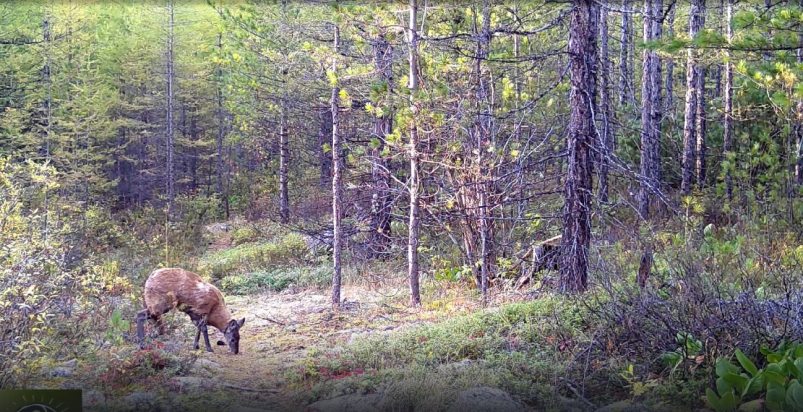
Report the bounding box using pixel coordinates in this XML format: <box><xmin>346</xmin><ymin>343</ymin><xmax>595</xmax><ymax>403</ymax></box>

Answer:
<box><xmin>288</xmin><ymin>296</ymin><xmax>586</xmax><ymax>409</ymax></box>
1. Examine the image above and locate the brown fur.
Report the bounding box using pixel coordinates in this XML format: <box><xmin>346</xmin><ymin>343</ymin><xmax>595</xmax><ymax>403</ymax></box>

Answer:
<box><xmin>143</xmin><ymin>268</ymin><xmax>232</xmax><ymax>332</ymax></box>
<box><xmin>137</xmin><ymin>268</ymin><xmax>244</xmax><ymax>353</ymax></box>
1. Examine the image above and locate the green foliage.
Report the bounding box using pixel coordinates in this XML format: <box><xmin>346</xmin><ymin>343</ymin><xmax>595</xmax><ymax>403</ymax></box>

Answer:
<box><xmin>232</xmin><ymin>226</ymin><xmax>259</xmax><ymax>246</ymax></box>
<box><xmin>706</xmin><ymin>342</ymin><xmax>803</xmax><ymax>412</ymax></box>
<box><xmin>198</xmin><ymin>232</ymin><xmax>309</xmax><ymax>280</ymax></box>
<box><xmin>220</xmin><ymin>264</ymin><xmax>330</xmax><ymax>295</ymax></box>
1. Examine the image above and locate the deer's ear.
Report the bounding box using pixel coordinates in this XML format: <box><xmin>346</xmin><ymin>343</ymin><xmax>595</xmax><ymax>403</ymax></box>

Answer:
<box><xmin>216</xmin><ymin>340</ymin><xmax>225</xmax><ymax>346</ymax></box>
<box><xmin>237</xmin><ymin>317</ymin><xmax>245</xmax><ymax>328</ymax></box>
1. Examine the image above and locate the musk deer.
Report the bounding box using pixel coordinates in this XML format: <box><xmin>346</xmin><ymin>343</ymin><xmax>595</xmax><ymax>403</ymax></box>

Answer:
<box><xmin>136</xmin><ymin>268</ymin><xmax>245</xmax><ymax>354</ymax></box>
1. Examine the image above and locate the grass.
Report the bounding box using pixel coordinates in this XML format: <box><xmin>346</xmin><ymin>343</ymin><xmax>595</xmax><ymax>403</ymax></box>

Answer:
<box><xmin>197</xmin><ymin>232</ymin><xmax>309</xmax><ymax>280</ymax></box>
<box><xmin>288</xmin><ymin>295</ymin><xmax>587</xmax><ymax>410</ymax></box>
<box><xmin>219</xmin><ymin>264</ymin><xmax>331</xmax><ymax>295</ymax></box>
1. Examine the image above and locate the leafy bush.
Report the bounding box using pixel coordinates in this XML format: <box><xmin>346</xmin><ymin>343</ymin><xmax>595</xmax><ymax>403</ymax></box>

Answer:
<box><xmin>232</xmin><ymin>226</ymin><xmax>259</xmax><ymax>245</ymax></box>
<box><xmin>0</xmin><ymin>159</ymin><xmax>136</xmax><ymax>388</ymax></box>
<box><xmin>220</xmin><ymin>264</ymin><xmax>331</xmax><ymax>294</ymax></box>
<box><xmin>706</xmin><ymin>342</ymin><xmax>803</xmax><ymax>412</ymax></box>
<box><xmin>198</xmin><ymin>232</ymin><xmax>309</xmax><ymax>280</ymax></box>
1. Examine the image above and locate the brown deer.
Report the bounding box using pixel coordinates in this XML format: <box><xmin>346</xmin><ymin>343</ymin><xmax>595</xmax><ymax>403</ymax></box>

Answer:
<box><xmin>136</xmin><ymin>268</ymin><xmax>245</xmax><ymax>354</ymax></box>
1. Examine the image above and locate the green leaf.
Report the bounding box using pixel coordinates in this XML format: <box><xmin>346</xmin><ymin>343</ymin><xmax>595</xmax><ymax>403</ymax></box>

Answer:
<box><xmin>788</xmin><ymin>381</ymin><xmax>803</xmax><ymax>410</ymax></box>
<box><xmin>718</xmin><ymin>358</ymin><xmax>742</xmax><ymax>377</ymax></box>
<box><xmin>767</xmin><ymin>381</ymin><xmax>786</xmax><ymax>411</ymax></box>
<box><xmin>717</xmin><ymin>377</ymin><xmax>734</xmax><ymax>397</ymax></box>
<box><xmin>720</xmin><ymin>391</ymin><xmax>740</xmax><ymax>412</ymax></box>
<box><xmin>744</xmin><ymin>372</ymin><xmax>765</xmax><ymax>396</ymax></box>
<box><xmin>707</xmin><ymin>388</ymin><xmax>724</xmax><ymax>412</ymax></box>
<box><xmin>722</xmin><ymin>372</ymin><xmax>749</xmax><ymax>395</ymax></box>
<box><xmin>764</xmin><ymin>370</ymin><xmax>787</xmax><ymax>385</ymax></box>
<box><xmin>736</xmin><ymin>349</ymin><xmax>759</xmax><ymax>377</ymax></box>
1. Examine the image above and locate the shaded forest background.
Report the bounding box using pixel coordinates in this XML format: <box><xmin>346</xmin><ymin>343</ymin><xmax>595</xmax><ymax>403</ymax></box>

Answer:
<box><xmin>3</xmin><ymin>0</ymin><xmax>803</xmax><ymax>410</ymax></box>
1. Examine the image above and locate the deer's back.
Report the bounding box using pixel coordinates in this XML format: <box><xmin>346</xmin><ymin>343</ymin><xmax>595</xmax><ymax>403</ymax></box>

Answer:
<box><xmin>144</xmin><ymin>268</ymin><xmax>222</xmax><ymax>316</ymax></box>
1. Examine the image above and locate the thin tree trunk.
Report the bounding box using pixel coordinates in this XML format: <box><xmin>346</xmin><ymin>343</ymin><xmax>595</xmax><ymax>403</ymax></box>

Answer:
<box><xmin>681</xmin><ymin>0</ymin><xmax>704</xmax><ymax>194</ymax></box>
<box><xmin>42</xmin><ymin>11</ymin><xmax>52</xmax><ymax>242</ymax></box>
<box><xmin>560</xmin><ymin>0</ymin><xmax>598</xmax><ymax>294</ymax></box>
<box><xmin>407</xmin><ymin>0</ymin><xmax>421</xmax><ymax>307</ymax></box>
<box><xmin>638</xmin><ymin>0</ymin><xmax>661</xmax><ymax>218</ymax></box>
<box><xmin>331</xmin><ymin>23</ymin><xmax>342</xmax><ymax>308</ymax></box>
<box><xmin>618</xmin><ymin>0</ymin><xmax>631</xmax><ymax>107</ymax></box>
<box><xmin>599</xmin><ymin>2</ymin><xmax>612</xmax><ymax>202</ymax></box>
<box><xmin>723</xmin><ymin>0</ymin><xmax>734</xmax><ymax>197</ymax></box>
<box><xmin>165</xmin><ymin>0</ymin><xmax>175</xmax><ymax>219</ymax></box>
<box><xmin>696</xmin><ymin>67</ymin><xmax>707</xmax><ymax>187</ymax></box>
<box><xmin>665</xmin><ymin>5</ymin><xmax>675</xmax><ymax>113</ymax></box>
<box><xmin>796</xmin><ymin>0</ymin><xmax>803</xmax><ymax>185</ymax></box>
<box><xmin>279</xmin><ymin>84</ymin><xmax>289</xmax><ymax>223</ymax></box>
<box><xmin>215</xmin><ymin>32</ymin><xmax>229</xmax><ymax>218</ymax></box>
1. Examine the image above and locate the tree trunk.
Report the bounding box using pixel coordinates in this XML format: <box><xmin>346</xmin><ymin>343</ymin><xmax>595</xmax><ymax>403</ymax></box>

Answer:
<box><xmin>279</xmin><ymin>87</ymin><xmax>289</xmax><ymax>223</ymax></box>
<box><xmin>407</xmin><ymin>0</ymin><xmax>421</xmax><ymax>307</ymax></box>
<box><xmin>796</xmin><ymin>0</ymin><xmax>803</xmax><ymax>185</ymax></box>
<box><xmin>165</xmin><ymin>0</ymin><xmax>175</xmax><ymax>219</ymax></box>
<box><xmin>681</xmin><ymin>0</ymin><xmax>704</xmax><ymax>194</ymax></box>
<box><xmin>560</xmin><ymin>0</ymin><xmax>598</xmax><ymax>294</ymax></box>
<box><xmin>637</xmin><ymin>0</ymin><xmax>662</xmax><ymax>218</ymax></box>
<box><xmin>215</xmin><ymin>32</ymin><xmax>229</xmax><ymax>218</ymax></box>
<box><xmin>618</xmin><ymin>0</ymin><xmax>632</xmax><ymax>107</ymax></box>
<box><xmin>723</xmin><ymin>0</ymin><xmax>734</xmax><ymax>197</ymax></box>
<box><xmin>696</xmin><ymin>67</ymin><xmax>707</xmax><ymax>188</ymax></box>
<box><xmin>331</xmin><ymin>23</ymin><xmax>342</xmax><ymax>308</ymax></box>
<box><xmin>599</xmin><ymin>2</ymin><xmax>612</xmax><ymax>203</ymax></box>
<box><xmin>370</xmin><ymin>32</ymin><xmax>393</xmax><ymax>257</ymax></box>
<box><xmin>665</xmin><ymin>5</ymin><xmax>675</xmax><ymax>113</ymax></box>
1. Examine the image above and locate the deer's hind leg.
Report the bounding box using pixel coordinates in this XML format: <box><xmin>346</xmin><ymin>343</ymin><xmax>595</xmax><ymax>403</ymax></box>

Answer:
<box><xmin>188</xmin><ymin>311</ymin><xmax>213</xmax><ymax>352</ymax></box>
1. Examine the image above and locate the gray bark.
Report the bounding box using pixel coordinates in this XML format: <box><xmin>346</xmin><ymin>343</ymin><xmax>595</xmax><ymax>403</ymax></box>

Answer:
<box><xmin>166</xmin><ymin>0</ymin><xmax>175</xmax><ymax>219</ymax></box>
<box><xmin>408</xmin><ymin>0</ymin><xmax>421</xmax><ymax>306</ymax></box>
<box><xmin>331</xmin><ymin>23</ymin><xmax>342</xmax><ymax>307</ymax></box>
<box><xmin>637</xmin><ymin>0</ymin><xmax>662</xmax><ymax>218</ymax></box>
<box><xmin>560</xmin><ymin>0</ymin><xmax>598</xmax><ymax>293</ymax></box>
<box><xmin>681</xmin><ymin>0</ymin><xmax>704</xmax><ymax>194</ymax></box>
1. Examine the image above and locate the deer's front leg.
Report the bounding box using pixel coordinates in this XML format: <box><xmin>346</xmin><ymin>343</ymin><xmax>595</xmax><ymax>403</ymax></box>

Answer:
<box><xmin>201</xmin><ymin>323</ymin><xmax>213</xmax><ymax>352</ymax></box>
<box><xmin>136</xmin><ymin>310</ymin><xmax>149</xmax><ymax>349</ymax></box>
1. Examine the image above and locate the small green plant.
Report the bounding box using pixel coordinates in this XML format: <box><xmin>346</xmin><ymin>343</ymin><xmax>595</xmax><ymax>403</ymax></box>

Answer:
<box><xmin>662</xmin><ymin>332</ymin><xmax>703</xmax><ymax>374</ymax></box>
<box><xmin>105</xmin><ymin>310</ymin><xmax>131</xmax><ymax>346</ymax></box>
<box><xmin>706</xmin><ymin>342</ymin><xmax>803</xmax><ymax>412</ymax></box>
<box><xmin>620</xmin><ymin>364</ymin><xmax>659</xmax><ymax>401</ymax></box>
<box><xmin>232</xmin><ymin>226</ymin><xmax>259</xmax><ymax>245</ymax></box>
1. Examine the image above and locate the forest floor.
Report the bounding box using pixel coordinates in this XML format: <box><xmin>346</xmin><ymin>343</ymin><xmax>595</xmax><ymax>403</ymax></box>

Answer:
<box><xmin>191</xmin><ymin>282</ymin><xmax>528</xmax><ymax>411</ymax></box>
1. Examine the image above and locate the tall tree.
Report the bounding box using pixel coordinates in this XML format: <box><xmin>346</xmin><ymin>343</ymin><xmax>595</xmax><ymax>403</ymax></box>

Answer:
<box><xmin>407</xmin><ymin>0</ymin><xmax>421</xmax><ymax>306</ymax></box>
<box><xmin>696</xmin><ymin>68</ymin><xmax>707</xmax><ymax>187</ymax></box>
<box><xmin>560</xmin><ymin>0</ymin><xmax>598</xmax><ymax>293</ymax></box>
<box><xmin>681</xmin><ymin>0</ymin><xmax>704</xmax><ymax>194</ymax></box>
<box><xmin>665</xmin><ymin>5</ymin><xmax>675</xmax><ymax>112</ymax></box>
<box><xmin>599</xmin><ymin>1</ymin><xmax>613</xmax><ymax>202</ymax></box>
<box><xmin>330</xmin><ymin>21</ymin><xmax>342</xmax><ymax>307</ymax></box>
<box><xmin>723</xmin><ymin>0</ymin><xmax>734</xmax><ymax>197</ymax></box>
<box><xmin>618</xmin><ymin>0</ymin><xmax>633</xmax><ymax>107</ymax></box>
<box><xmin>638</xmin><ymin>0</ymin><xmax>663</xmax><ymax>217</ymax></box>
<box><xmin>165</xmin><ymin>0</ymin><xmax>176</xmax><ymax>220</ymax></box>
<box><xmin>279</xmin><ymin>69</ymin><xmax>289</xmax><ymax>224</ymax></box>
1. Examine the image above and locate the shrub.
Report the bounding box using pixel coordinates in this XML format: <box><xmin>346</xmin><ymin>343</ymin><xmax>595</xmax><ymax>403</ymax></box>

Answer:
<box><xmin>232</xmin><ymin>226</ymin><xmax>259</xmax><ymax>245</ymax></box>
<box><xmin>706</xmin><ymin>342</ymin><xmax>803</xmax><ymax>412</ymax></box>
<box><xmin>198</xmin><ymin>232</ymin><xmax>309</xmax><ymax>280</ymax></box>
<box><xmin>220</xmin><ymin>264</ymin><xmax>331</xmax><ymax>295</ymax></box>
